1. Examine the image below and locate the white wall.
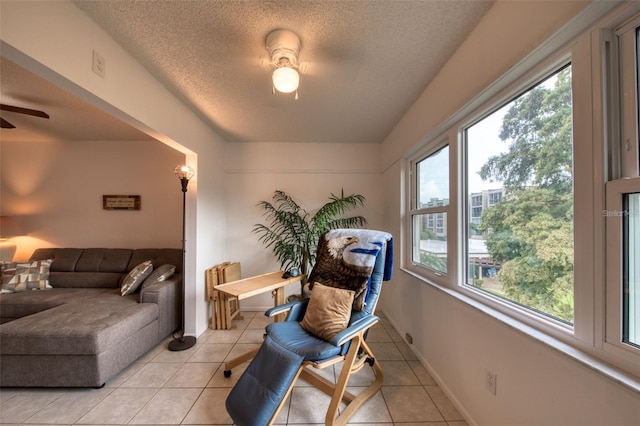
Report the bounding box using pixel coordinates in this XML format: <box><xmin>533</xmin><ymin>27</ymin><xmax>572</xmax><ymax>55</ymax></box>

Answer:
<box><xmin>1</xmin><ymin>139</ymin><xmax>184</xmax><ymax>261</ymax></box>
<box><xmin>224</xmin><ymin>141</ymin><xmax>385</xmax><ymax>309</ymax></box>
<box><xmin>380</xmin><ymin>1</ymin><xmax>640</xmax><ymax>425</ymax></box>
<box><xmin>0</xmin><ymin>0</ymin><xmax>226</xmax><ymax>336</ymax></box>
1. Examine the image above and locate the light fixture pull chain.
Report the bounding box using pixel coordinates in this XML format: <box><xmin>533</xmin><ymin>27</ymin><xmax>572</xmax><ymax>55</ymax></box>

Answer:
<box><xmin>295</xmin><ymin>89</ymin><xmax>299</xmax><ymax>101</ymax></box>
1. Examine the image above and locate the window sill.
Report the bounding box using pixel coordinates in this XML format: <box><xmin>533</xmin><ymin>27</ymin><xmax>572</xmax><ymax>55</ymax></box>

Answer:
<box><xmin>400</xmin><ymin>267</ymin><xmax>640</xmax><ymax>395</ymax></box>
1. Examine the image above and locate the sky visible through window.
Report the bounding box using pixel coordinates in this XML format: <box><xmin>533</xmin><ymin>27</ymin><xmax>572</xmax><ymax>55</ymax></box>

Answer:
<box><xmin>418</xmin><ymin>109</ymin><xmax>508</xmax><ymax>205</ymax></box>
<box><xmin>466</xmin><ymin>108</ymin><xmax>508</xmax><ymax>195</ymax></box>
<box><xmin>417</xmin><ymin>146</ymin><xmax>449</xmax><ymax>205</ymax></box>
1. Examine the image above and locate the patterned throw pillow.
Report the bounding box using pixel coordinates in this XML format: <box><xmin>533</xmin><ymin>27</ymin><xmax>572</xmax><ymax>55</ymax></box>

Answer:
<box><xmin>121</xmin><ymin>260</ymin><xmax>153</xmax><ymax>296</ymax></box>
<box><xmin>0</xmin><ymin>259</ymin><xmax>53</xmax><ymax>293</ymax></box>
<box><xmin>300</xmin><ymin>282</ymin><xmax>355</xmax><ymax>341</ymax></box>
<box><xmin>141</xmin><ymin>264</ymin><xmax>176</xmax><ymax>289</ymax></box>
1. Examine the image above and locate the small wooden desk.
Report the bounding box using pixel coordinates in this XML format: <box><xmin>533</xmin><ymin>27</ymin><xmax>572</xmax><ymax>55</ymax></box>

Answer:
<box><xmin>217</xmin><ymin>271</ymin><xmax>305</xmax><ymax>376</ymax></box>
<box><xmin>214</xmin><ymin>271</ymin><xmax>304</xmax><ymax>329</ymax></box>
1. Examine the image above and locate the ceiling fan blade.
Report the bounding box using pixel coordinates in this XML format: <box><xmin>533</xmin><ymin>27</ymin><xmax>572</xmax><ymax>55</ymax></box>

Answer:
<box><xmin>0</xmin><ymin>117</ymin><xmax>16</xmax><ymax>129</ymax></box>
<box><xmin>0</xmin><ymin>103</ymin><xmax>49</xmax><ymax>119</ymax></box>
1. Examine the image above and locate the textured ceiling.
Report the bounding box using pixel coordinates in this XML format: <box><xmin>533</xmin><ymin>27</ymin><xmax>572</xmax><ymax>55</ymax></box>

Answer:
<box><xmin>73</xmin><ymin>0</ymin><xmax>494</xmax><ymax>144</ymax></box>
<box><xmin>0</xmin><ymin>58</ymin><xmax>153</xmax><ymax>142</ymax></box>
<box><xmin>1</xmin><ymin>1</ymin><xmax>494</xmax><ymax>144</ymax></box>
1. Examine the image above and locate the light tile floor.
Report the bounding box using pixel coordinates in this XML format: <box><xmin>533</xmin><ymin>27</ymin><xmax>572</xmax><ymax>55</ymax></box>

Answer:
<box><xmin>0</xmin><ymin>311</ymin><xmax>467</xmax><ymax>425</ymax></box>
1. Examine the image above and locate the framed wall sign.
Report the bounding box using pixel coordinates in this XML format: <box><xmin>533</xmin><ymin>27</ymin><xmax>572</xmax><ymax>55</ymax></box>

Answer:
<box><xmin>103</xmin><ymin>195</ymin><xmax>141</xmax><ymax>210</ymax></box>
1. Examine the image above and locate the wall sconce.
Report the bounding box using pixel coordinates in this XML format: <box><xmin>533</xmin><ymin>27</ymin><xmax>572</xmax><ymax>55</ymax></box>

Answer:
<box><xmin>266</xmin><ymin>29</ymin><xmax>301</xmax><ymax>100</ymax></box>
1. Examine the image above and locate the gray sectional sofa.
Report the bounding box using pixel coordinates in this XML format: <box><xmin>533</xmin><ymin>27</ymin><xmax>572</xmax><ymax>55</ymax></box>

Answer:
<box><xmin>0</xmin><ymin>248</ymin><xmax>183</xmax><ymax>388</ymax></box>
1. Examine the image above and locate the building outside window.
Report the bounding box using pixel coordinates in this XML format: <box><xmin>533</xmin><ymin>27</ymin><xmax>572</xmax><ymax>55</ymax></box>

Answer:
<box><xmin>488</xmin><ymin>190</ymin><xmax>502</xmax><ymax>206</ymax></box>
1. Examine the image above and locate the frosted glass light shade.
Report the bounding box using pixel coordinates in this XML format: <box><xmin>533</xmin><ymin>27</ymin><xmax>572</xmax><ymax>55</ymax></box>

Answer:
<box><xmin>272</xmin><ymin>67</ymin><xmax>299</xmax><ymax>93</ymax></box>
<box><xmin>174</xmin><ymin>165</ymin><xmax>195</xmax><ymax>180</ymax></box>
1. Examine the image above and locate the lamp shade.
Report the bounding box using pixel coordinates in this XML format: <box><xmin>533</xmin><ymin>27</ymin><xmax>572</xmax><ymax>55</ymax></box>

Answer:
<box><xmin>0</xmin><ymin>216</ymin><xmax>24</xmax><ymax>238</ymax></box>
<box><xmin>174</xmin><ymin>165</ymin><xmax>195</xmax><ymax>180</ymax></box>
<box><xmin>272</xmin><ymin>67</ymin><xmax>299</xmax><ymax>93</ymax></box>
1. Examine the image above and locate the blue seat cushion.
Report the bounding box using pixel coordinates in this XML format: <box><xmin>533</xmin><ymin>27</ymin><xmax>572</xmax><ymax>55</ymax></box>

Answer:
<box><xmin>226</xmin><ymin>334</ymin><xmax>305</xmax><ymax>426</ymax></box>
<box><xmin>266</xmin><ymin>321</ymin><xmax>342</xmax><ymax>361</ymax></box>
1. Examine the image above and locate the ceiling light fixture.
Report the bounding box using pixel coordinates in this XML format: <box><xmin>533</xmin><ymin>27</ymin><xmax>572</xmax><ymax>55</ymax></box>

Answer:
<box><xmin>266</xmin><ymin>29</ymin><xmax>301</xmax><ymax>100</ymax></box>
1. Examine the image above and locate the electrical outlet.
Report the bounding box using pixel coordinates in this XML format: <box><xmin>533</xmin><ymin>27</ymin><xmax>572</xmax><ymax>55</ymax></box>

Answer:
<box><xmin>405</xmin><ymin>333</ymin><xmax>413</xmax><ymax>344</ymax></box>
<box><xmin>92</xmin><ymin>50</ymin><xmax>106</xmax><ymax>78</ymax></box>
<box><xmin>485</xmin><ymin>369</ymin><xmax>497</xmax><ymax>395</ymax></box>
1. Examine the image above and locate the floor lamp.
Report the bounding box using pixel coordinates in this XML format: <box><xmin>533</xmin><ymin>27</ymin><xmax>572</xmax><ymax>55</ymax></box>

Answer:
<box><xmin>169</xmin><ymin>164</ymin><xmax>197</xmax><ymax>351</ymax></box>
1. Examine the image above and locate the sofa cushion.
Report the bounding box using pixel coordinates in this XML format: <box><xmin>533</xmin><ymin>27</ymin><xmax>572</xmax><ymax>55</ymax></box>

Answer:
<box><xmin>49</xmin><ymin>272</ymin><xmax>125</xmax><ymax>289</ymax></box>
<box><xmin>75</xmin><ymin>248</ymin><xmax>133</xmax><ymax>273</ymax></box>
<box><xmin>30</xmin><ymin>248</ymin><xmax>83</xmax><ymax>272</ymax></box>
<box><xmin>1</xmin><ymin>259</ymin><xmax>53</xmax><ymax>293</ymax></box>
<box><xmin>121</xmin><ymin>260</ymin><xmax>153</xmax><ymax>295</ymax></box>
<box><xmin>129</xmin><ymin>249</ymin><xmax>183</xmax><ymax>274</ymax></box>
<box><xmin>0</xmin><ymin>288</ymin><xmax>116</xmax><ymax>321</ymax></box>
<box><xmin>0</xmin><ymin>293</ymin><xmax>159</xmax><ymax>355</ymax></box>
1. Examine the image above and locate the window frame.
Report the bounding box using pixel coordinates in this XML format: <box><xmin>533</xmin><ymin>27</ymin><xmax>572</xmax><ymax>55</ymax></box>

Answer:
<box><xmin>459</xmin><ymin>62</ymin><xmax>575</xmax><ymax>327</ymax></box>
<box><xmin>603</xmin><ymin>15</ymin><xmax>640</xmax><ymax>367</ymax></box>
<box><xmin>454</xmin><ymin>59</ymin><xmax>579</xmax><ymax>338</ymax></box>
<box><xmin>605</xmin><ymin>178</ymin><xmax>640</xmax><ymax>360</ymax></box>
<box><xmin>402</xmin><ymin>2</ymin><xmax>640</xmax><ymax>380</ymax></box>
<box><xmin>616</xmin><ymin>18</ymin><xmax>640</xmax><ymax>179</ymax></box>
<box><xmin>406</xmin><ymin>139</ymin><xmax>455</xmax><ymax>286</ymax></box>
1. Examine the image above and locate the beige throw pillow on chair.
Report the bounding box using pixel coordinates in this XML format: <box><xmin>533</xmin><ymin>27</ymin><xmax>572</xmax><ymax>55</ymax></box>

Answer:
<box><xmin>300</xmin><ymin>282</ymin><xmax>355</xmax><ymax>341</ymax></box>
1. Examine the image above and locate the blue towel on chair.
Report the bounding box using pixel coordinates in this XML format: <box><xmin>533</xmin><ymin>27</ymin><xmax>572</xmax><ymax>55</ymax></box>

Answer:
<box><xmin>225</xmin><ymin>335</ymin><xmax>304</xmax><ymax>426</ymax></box>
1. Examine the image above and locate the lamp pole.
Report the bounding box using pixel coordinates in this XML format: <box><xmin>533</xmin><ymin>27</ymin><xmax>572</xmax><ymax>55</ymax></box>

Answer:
<box><xmin>168</xmin><ymin>165</ymin><xmax>197</xmax><ymax>351</ymax></box>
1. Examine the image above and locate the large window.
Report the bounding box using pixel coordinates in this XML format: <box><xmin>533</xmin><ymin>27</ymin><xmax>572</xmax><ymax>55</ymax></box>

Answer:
<box><xmin>465</xmin><ymin>66</ymin><xmax>574</xmax><ymax>324</ymax></box>
<box><xmin>605</xmin><ymin>19</ymin><xmax>640</xmax><ymax>360</ymax></box>
<box><xmin>411</xmin><ymin>145</ymin><xmax>449</xmax><ymax>275</ymax></box>
<box><xmin>405</xmin><ymin>7</ymin><xmax>640</xmax><ymax>379</ymax></box>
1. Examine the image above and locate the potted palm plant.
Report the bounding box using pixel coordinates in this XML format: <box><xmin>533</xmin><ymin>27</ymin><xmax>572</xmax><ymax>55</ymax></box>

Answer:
<box><xmin>253</xmin><ymin>189</ymin><xmax>367</xmax><ymax>296</ymax></box>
